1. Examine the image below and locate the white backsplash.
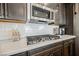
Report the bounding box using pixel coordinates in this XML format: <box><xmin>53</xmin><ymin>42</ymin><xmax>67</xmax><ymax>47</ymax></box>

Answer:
<box><xmin>25</xmin><ymin>23</ymin><xmax>53</xmax><ymax>36</ymax></box>
<box><xmin>0</xmin><ymin>22</ymin><xmax>59</xmax><ymax>40</ymax></box>
<box><xmin>0</xmin><ymin>22</ymin><xmax>25</xmax><ymax>40</ymax></box>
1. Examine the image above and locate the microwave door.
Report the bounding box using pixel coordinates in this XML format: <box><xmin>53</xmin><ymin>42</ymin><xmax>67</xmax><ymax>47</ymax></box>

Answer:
<box><xmin>32</xmin><ymin>6</ymin><xmax>50</xmax><ymax>19</ymax></box>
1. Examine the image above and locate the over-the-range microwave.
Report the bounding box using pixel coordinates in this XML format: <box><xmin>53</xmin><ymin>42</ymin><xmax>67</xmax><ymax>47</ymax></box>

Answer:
<box><xmin>27</xmin><ymin>3</ymin><xmax>57</xmax><ymax>24</ymax></box>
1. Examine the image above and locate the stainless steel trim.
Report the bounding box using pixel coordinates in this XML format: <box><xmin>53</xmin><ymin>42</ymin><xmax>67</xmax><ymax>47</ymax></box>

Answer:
<box><xmin>27</xmin><ymin>3</ymin><xmax>31</xmax><ymax>22</ymax></box>
<box><xmin>27</xmin><ymin>3</ymin><xmax>55</xmax><ymax>23</ymax></box>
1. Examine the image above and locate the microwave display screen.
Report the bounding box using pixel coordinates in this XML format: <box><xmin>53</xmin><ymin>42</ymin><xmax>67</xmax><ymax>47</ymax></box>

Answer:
<box><xmin>32</xmin><ymin>6</ymin><xmax>50</xmax><ymax>19</ymax></box>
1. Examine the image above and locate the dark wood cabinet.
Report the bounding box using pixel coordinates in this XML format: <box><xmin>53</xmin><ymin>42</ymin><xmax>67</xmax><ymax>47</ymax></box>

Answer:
<box><xmin>50</xmin><ymin>45</ymin><xmax>63</xmax><ymax>56</ymax></box>
<box><xmin>0</xmin><ymin>3</ymin><xmax>27</xmax><ymax>23</ymax></box>
<box><xmin>27</xmin><ymin>39</ymin><xmax>75</xmax><ymax>56</ymax></box>
<box><xmin>69</xmin><ymin>39</ymin><xmax>75</xmax><ymax>55</ymax></box>
<box><xmin>63</xmin><ymin>39</ymin><xmax>75</xmax><ymax>56</ymax></box>
<box><xmin>55</xmin><ymin>4</ymin><xmax>66</xmax><ymax>25</ymax></box>
<box><xmin>0</xmin><ymin>3</ymin><xmax>4</xmax><ymax>18</ymax></box>
<box><xmin>5</xmin><ymin>3</ymin><xmax>27</xmax><ymax>21</ymax></box>
<box><xmin>52</xmin><ymin>48</ymin><xmax>62</xmax><ymax>56</ymax></box>
<box><xmin>33</xmin><ymin>47</ymin><xmax>63</xmax><ymax>56</ymax></box>
<box><xmin>55</xmin><ymin>4</ymin><xmax>74</xmax><ymax>35</ymax></box>
<box><xmin>63</xmin><ymin>41</ymin><xmax>70</xmax><ymax>56</ymax></box>
<box><xmin>65</xmin><ymin>4</ymin><xmax>74</xmax><ymax>35</ymax></box>
<box><xmin>27</xmin><ymin>42</ymin><xmax>63</xmax><ymax>56</ymax></box>
<box><xmin>33</xmin><ymin>48</ymin><xmax>51</xmax><ymax>56</ymax></box>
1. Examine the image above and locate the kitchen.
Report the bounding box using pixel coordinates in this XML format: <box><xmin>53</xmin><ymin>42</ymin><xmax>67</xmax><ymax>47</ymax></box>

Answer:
<box><xmin>0</xmin><ymin>3</ymin><xmax>78</xmax><ymax>56</ymax></box>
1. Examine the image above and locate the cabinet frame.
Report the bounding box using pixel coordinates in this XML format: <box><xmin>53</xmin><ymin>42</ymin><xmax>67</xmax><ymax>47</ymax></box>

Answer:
<box><xmin>0</xmin><ymin>3</ymin><xmax>27</xmax><ymax>23</ymax></box>
<box><xmin>27</xmin><ymin>39</ymin><xmax>75</xmax><ymax>56</ymax></box>
<box><xmin>63</xmin><ymin>39</ymin><xmax>75</xmax><ymax>56</ymax></box>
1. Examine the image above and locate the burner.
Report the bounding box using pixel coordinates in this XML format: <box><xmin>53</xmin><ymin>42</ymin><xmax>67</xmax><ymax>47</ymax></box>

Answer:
<box><xmin>27</xmin><ymin>36</ymin><xmax>50</xmax><ymax>45</ymax></box>
<box><xmin>27</xmin><ymin>35</ymin><xmax>60</xmax><ymax>45</ymax></box>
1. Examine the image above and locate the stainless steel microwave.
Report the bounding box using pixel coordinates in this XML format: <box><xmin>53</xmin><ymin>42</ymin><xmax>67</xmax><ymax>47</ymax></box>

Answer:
<box><xmin>27</xmin><ymin>3</ymin><xmax>55</xmax><ymax>23</ymax></box>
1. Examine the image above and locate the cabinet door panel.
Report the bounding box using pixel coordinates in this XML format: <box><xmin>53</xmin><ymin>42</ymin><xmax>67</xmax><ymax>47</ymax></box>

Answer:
<box><xmin>63</xmin><ymin>45</ymin><xmax>70</xmax><ymax>56</ymax></box>
<box><xmin>52</xmin><ymin>49</ymin><xmax>63</xmax><ymax>56</ymax></box>
<box><xmin>32</xmin><ymin>47</ymin><xmax>53</xmax><ymax>56</ymax></box>
<box><xmin>0</xmin><ymin>3</ymin><xmax>4</xmax><ymax>18</ymax></box>
<box><xmin>5</xmin><ymin>3</ymin><xmax>27</xmax><ymax>21</ymax></box>
<box><xmin>55</xmin><ymin>4</ymin><xmax>66</xmax><ymax>25</ymax></box>
<box><xmin>49</xmin><ymin>45</ymin><xmax>63</xmax><ymax>56</ymax></box>
<box><xmin>63</xmin><ymin>39</ymin><xmax>75</xmax><ymax>56</ymax></box>
<box><xmin>69</xmin><ymin>39</ymin><xmax>75</xmax><ymax>56</ymax></box>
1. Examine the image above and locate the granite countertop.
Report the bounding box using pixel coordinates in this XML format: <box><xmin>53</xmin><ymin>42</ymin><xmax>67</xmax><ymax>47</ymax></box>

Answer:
<box><xmin>0</xmin><ymin>35</ymin><xmax>76</xmax><ymax>56</ymax></box>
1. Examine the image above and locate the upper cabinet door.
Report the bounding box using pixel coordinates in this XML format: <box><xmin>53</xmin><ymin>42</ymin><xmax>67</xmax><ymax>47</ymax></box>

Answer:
<box><xmin>5</xmin><ymin>3</ymin><xmax>27</xmax><ymax>21</ymax></box>
<box><xmin>55</xmin><ymin>4</ymin><xmax>66</xmax><ymax>25</ymax></box>
<box><xmin>0</xmin><ymin>3</ymin><xmax>4</xmax><ymax>18</ymax></box>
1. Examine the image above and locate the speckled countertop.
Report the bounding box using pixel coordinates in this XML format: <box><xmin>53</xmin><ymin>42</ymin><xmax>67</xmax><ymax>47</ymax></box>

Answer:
<box><xmin>0</xmin><ymin>35</ymin><xmax>76</xmax><ymax>56</ymax></box>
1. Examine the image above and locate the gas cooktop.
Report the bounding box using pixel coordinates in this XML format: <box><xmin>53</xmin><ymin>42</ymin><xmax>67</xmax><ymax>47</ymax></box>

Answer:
<box><xmin>27</xmin><ymin>35</ymin><xmax>60</xmax><ymax>45</ymax></box>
